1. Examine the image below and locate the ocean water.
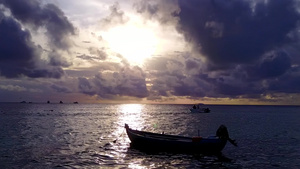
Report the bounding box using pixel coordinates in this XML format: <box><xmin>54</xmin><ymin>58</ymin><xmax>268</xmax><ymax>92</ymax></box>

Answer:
<box><xmin>0</xmin><ymin>103</ymin><xmax>299</xmax><ymax>169</ymax></box>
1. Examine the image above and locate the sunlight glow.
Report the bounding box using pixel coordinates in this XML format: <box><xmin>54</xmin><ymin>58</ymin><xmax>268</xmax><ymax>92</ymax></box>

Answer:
<box><xmin>111</xmin><ymin>104</ymin><xmax>145</xmax><ymax>147</ymax></box>
<box><xmin>118</xmin><ymin>104</ymin><xmax>145</xmax><ymax>130</ymax></box>
<box><xmin>120</xmin><ymin>104</ymin><xmax>143</xmax><ymax>114</ymax></box>
<box><xmin>103</xmin><ymin>25</ymin><xmax>157</xmax><ymax>65</ymax></box>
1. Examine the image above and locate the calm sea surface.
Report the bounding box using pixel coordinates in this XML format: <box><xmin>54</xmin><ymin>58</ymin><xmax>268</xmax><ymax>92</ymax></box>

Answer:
<box><xmin>0</xmin><ymin>103</ymin><xmax>299</xmax><ymax>169</ymax></box>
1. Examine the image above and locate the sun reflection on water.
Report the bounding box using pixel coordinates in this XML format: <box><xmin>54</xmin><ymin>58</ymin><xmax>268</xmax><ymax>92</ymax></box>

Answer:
<box><xmin>110</xmin><ymin>104</ymin><xmax>147</xmax><ymax>146</ymax></box>
<box><xmin>99</xmin><ymin>104</ymin><xmax>148</xmax><ymax>167</ymax></box>
<box><xmin>118</xmin><ymin>104</ymin><xmax>145</xmax><ymax>130</ymax></box>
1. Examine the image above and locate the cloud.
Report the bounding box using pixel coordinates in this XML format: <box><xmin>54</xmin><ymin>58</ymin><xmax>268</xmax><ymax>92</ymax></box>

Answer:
<box><xmin>76</xmin><ymin>54</ymin><xmax>100</xmax><ymax>61</ymax></box>
<box><xmin>268</xmin><ymin>74</ymin><xmax>300</xmax><ymax>93</ymax></box>
<box><xmin>0</xmin><ymin>0</ymin><xmax>75</xmax><ymax>79</ymax></box>
<box><xmin>0</xmin><ymin>15</ymin><xmax>36</xmax><ymax>78</ymax></box>
<box><xmin>185</xmin><ymin>58</ymin><xmax>200</xmax><ymax>71</ymax></box>
<box><xmin>88</xmin><ymin>47</ymin><xmax>107</xmax><ymax>60</ymax></box>
<box><xmin>140</xmin><ymin>0</ymin><xmax>300</xmax><ymax>101</ymax></box>
<box><xmin>145</xmin><ymin>55</ymin><xmax>210</xmax><ymax>100</ymax></box>
<box><xmin>51</xmin><ymin>84</ymin><xmax>72</xmax><ymax>93</ymax></box>
<box><xmin>48</xmin><ymin>51</ymin><xmax>72</xmax><ymax>67</ymax></box>
<box><xmin>177</xmin><ymin>0</ymin><xmax>300</xmax><ymax>68</ymax></box>
<box><xmin>1</xmin><ymin>0</ymin><xmax>300</xmax><ymax>104</ymax></box>
<box><xmin>143</xmin><ymin>50</ymin><xmax>295</xmax><ymax>101</ymax></box>
<box><xmin>78</xmin><ymin>77</ymin><xmax>95</xmax><ymax>95</ymax></box>
<box><xmin>100</xmin><ymin>2</ymin><xmax>129</xmax><ymax>29</ymax></box>
<box><xmin>78</xmin><ymin>65</ymin><xmax>148</xmax><ymax>99</ymax></box>
<box><xmin>0</xmin><ymin>0</ymin><xmax>76</xmax><ymax>50</ymax></box>
<box><xmin>0</xmin><ymin>15</ymin><xmax>65</xmax><ymax>78</ymax></box>
<box><xmin>248</xmin><ymin>51</ymin><xmax>291</xmax><ymax>79</ymax></box>
<box><xmin>76</xmin><ymin>47</ymin><xmax>107</xmax><ymax>62</ymax></box>
<box><xmin>133</xmin><ymin>0</ymin><xmax>180</xmax><ymax>24</ymax></box>
<box><xmin>26</xmin><ymin>67</ymin><xmax>65</xmax><ymax>79</ymax></box>
<box><xmin>0</xmin><ymin>84</ymin><xmax>26</xmax><ymax>92</ymax></box>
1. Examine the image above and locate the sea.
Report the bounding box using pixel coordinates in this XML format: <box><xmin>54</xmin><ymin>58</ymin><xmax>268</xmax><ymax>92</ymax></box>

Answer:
<box><xmin>0</xmin><ymin>103</ymin><xmax>299</xmax><ymax>169</ymax></box>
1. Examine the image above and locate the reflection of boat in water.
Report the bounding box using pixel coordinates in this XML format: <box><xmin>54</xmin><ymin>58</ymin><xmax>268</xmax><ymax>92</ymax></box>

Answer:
<box><xmin>190</xmin><ymin>104</ymin><xmax>210</xmax><ymax>113</ymax></box>
<box><xmin>125</xmin><ymin>124</ymin><xmax>234</xmax><ymax>155</ymax></box>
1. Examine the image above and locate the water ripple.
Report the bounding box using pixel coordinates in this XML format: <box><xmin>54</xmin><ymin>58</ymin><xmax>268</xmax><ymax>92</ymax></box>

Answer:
<box><xmin>0</xmin><ymin>104</ymin><xmax>299</xmax><ymax>168</ymax></box>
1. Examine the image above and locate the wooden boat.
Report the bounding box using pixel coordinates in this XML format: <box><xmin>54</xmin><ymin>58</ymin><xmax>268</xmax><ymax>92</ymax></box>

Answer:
<box><xmin>125</xmin><ymin>124</ymin><xmax>236</xmax><ymax>154</ymax></box>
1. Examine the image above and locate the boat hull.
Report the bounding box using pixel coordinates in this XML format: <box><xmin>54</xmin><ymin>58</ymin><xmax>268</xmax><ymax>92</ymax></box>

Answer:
<box><xmin>125</xmin><ymin>124</ymin><xmax>226</xmax><ymax>154</ymax></box>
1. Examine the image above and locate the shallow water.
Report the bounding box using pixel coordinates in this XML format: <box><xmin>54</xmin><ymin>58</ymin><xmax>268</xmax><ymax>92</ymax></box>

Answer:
<box><xmin>0</xmin><ymin>103</ymin><xmax>299</xmax><ymax>168</ymax></box>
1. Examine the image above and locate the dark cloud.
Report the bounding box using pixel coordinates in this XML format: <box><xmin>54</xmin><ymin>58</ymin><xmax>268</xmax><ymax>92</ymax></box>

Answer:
<box><xmin>185</xmin><ymin>58</ymin><xmax>199</xmax><ymax>71</ymax></box>
<box><xmin>0</xmin><ymin>16</ymin><xmax>35</xmax><ymax>78</ymax></box>
<box><xmin>145</xmin><ymin>56</ymin><xmax>209</xmax><ymax>100</ymax></box>
<box><xmin>0</xmin><ymin>0</ymin><xmax>75</xmax><ymax>79</ymax></box>
<box><xmin>213</xmin><ymin>80</ymin><xmax>263</xmax><ymax>98</ymax></box>
<box><xmin>26</xmin><ymin>67</ymin><xmax>64</xmax><ymax>79</ymax></box>
<box><xmin>78</xmin><ymin>77</ymin><xmax>95</xmax><ymax>95</ymax></box>
<box><xmin>144</xmin><ymin>53</ymin><xmax>292</xmax><ymax>101</ymax></box>
<box><xmin>177</xmin><ymin>0</ymin><xmax>300</xmax><ymax>67</ymax></box>
<box><xmin>0</xmin><ymin>15</ymin><xmax>64</xmax><ymax>78</ymax></box>
<box><xmin>131</xmin><ymin>0</ymin><xmax>300</xmax><ymax>101</ymax></box>
<box><xmin>0</xmin><ymin>0</ymin><xmax>76</xmax><ymax>49</ymax></box>
<box><xmin>141</xmin><ymin>0</ymin><xmax>300</xmax><ymax>102</ymax></box>
<box><xmin>268</xmin><ymin>74</ymin><xmax>300</xmax><ymax>93</ymax></box>
<box><xmin>248</xmin><ymin>51</ymin><xmax>291</xmax><ymax>79</ymax></box>
<box><xmin>78</xmin><ymin>65</ymin><xmax>148</xmax><ymax>99</ymax></box>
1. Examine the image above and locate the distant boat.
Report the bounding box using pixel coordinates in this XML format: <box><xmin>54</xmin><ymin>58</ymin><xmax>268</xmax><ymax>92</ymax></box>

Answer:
<box><xmin>47</xmin><ymin>101</ymin><xmax>50</xmax><ymax>104</ymax></box>
<box><xmin>190</xmin><ymin>108</ymin><xmax>210</xmax><ymax>113</ymax></box>
<box><xmin>73</xmin><ymin>102</ymin><xmax>79</xmax><ymax>104</ymax></box>
<box><xmin>125</xmin><ymin>124</ymin><xmax>236</xmax><ymax>154</ymax></box>
<box><xmin>190</xmin><ymin>104</ymin><xmax>210</xmax><ymax>113</ymax></box>
<box><xmin>59</xmin><ymin>101</ymin><xmax>63</xmax><ymax>104</ymax></box>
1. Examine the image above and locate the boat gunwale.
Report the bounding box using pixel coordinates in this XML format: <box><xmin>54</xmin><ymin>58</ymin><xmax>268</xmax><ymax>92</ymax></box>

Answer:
<box><xmin>126</xmin><ymin>124</ymin><xmax>221</xmax><ymax>143</ymax></box>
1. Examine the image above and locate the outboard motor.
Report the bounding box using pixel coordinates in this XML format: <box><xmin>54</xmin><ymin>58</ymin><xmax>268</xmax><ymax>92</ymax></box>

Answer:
<box><xmin>216</xmin><ymin>125</ymin><xmax>229</xmax><ymax>139</ymax></box>
<box><xmin>216</xmin><ymin>125</ymin><xmax>237</xmax><ymax>147</ymax></box>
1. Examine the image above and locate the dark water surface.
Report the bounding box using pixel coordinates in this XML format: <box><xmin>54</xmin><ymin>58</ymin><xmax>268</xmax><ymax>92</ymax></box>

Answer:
<box><xmin>0</xmin><ymin>103</ymin><xmax>299</xmax><ymax>168</ymax></box>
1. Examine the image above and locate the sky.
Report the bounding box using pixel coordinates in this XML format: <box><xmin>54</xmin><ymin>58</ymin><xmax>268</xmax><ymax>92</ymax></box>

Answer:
<box><xmin>1</xmin><ymin>0</ymin><xmax>300</xmax><ymax>105</ymax></box>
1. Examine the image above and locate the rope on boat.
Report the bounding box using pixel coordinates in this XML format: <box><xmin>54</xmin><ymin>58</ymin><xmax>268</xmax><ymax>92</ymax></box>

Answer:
<box><xmin>112</xmin><ymin>127</ymin><xmax>126</xmax><ymax>143</ymax></box>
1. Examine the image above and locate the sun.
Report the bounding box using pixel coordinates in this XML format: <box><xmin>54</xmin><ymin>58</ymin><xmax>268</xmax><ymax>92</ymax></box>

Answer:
<box><xmin>103</xmin><ymin>25</ymin><xmax>157</xmax><ymax>65</ymax></box>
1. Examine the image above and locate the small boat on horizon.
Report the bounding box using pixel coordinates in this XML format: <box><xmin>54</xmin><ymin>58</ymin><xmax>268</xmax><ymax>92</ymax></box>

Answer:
<box><xmin>124</xmin><ymin>124</ymin><xmax>237</xmax><ymax>155</ymax></box>
<box><xmin>190</xmin><ymin>104</ymin><xmax>211</xmax><ymax>113</ymax></box>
